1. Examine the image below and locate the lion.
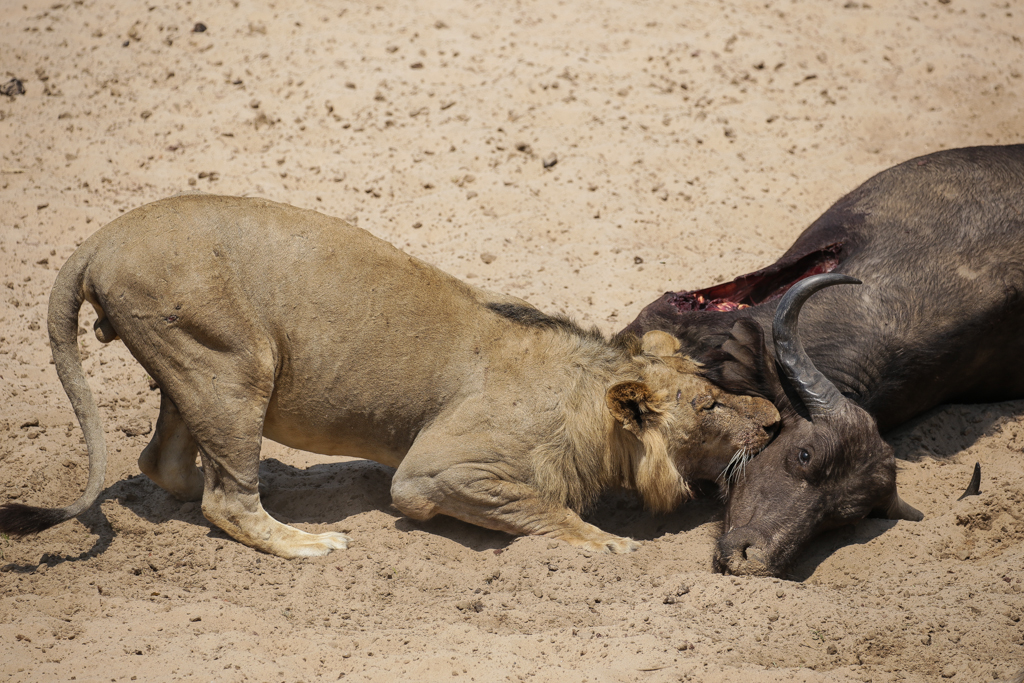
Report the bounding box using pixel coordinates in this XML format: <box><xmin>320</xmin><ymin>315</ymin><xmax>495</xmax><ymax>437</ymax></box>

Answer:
<box><xmin>0</xmin><ymin>195</ymin><xmax>779</xmax><ymax>558</ymax></box>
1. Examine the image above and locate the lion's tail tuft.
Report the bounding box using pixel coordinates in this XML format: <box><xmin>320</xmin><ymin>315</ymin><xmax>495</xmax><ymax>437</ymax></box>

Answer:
<box><xmin>0</xmin><ymin>502</ymin><xmax>71</xmax><ymax>537</ymax></box>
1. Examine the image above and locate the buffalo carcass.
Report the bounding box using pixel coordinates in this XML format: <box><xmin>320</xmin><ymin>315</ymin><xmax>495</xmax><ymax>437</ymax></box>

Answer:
<box><xmin>620</xmin><ymin>144</ymin><xmax>1024</xmax><ymax>577</ymax></box>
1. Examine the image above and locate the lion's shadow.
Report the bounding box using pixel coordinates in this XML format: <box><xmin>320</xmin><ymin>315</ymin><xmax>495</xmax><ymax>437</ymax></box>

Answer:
<box><xmin>12</xmin><ymin>395</ymin><xmax>1010</xmax><ymax>571</ymax></box>
<box><xmin>115</xmin><ymin>456</ymin><xmax>726</xmax><ymax>554</ymax></box>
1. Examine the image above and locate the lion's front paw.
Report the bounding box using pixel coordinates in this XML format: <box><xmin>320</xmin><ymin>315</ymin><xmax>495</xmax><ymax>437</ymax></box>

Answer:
<box><xmin>566</xmin><ymin>534</ymin><xmax>639</xmax><ymax>554</ymax></box>
<box><xmin>600</xmin><ymin>535</ymin><xmax>640</xmax><ymax>554</ymax></box>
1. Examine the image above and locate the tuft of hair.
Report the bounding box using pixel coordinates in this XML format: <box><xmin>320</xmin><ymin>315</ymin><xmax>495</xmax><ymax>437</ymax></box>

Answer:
<box><xmin>634</xmin><ymin>427</ymin><xmax>690</xmax><ymax>513</ymax></box>
<box><xmin>0</xmin><ymin>503</ymin><xmax>68</xmax><ymax>537</ymax></box>
<box><xmin>486</xmin><ymin>302</ymin><xmax>605</xmax><ymax>344</ymax></box>
<box><xmin>610</xmin><ymin>331</ymin><xmax>644</xmax><ymax>356</ymax></box>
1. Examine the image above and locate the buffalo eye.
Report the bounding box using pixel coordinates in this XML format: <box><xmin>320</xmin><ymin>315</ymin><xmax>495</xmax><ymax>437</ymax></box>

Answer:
<box><xmin>797</xmin><ymin>449</ymin><xmax>811</xmax><ymax>465</ymax></box>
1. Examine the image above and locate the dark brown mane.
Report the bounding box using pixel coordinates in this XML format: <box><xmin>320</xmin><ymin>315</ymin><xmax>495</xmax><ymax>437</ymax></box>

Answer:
<box><xmin>486</xmin><ymin>302</ymin><xmax>606</xmax><ymax>345</ymax></box>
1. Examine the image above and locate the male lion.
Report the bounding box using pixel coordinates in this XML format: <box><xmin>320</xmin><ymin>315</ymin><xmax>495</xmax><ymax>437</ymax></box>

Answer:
<box><xmin>0</xmin><ymin>195</ymin><xmax>779</xmax><ymax>558</ymax></box>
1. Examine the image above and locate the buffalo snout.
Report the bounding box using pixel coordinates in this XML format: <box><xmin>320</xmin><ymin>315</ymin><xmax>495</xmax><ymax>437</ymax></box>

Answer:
<box><xmin>714</xmin><ymin>527</ymin><xmax>775</xmax><ymax>577</ymax></box>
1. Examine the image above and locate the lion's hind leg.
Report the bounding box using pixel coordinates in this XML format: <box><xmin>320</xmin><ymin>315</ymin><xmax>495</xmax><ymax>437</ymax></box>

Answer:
<box><xmin>391</xmin><ymin>455</ymin><xmax>639</xmax><ymax>554</ymax></box>
<box><xmin>138</xmin><ymin>392</ymin><xmax>204</xmax><ymax>501</ymax></box>
<box><xmin>166</xmin><ymin>373</ymin><xmax>349</xmax><ymax>559</ymax></box>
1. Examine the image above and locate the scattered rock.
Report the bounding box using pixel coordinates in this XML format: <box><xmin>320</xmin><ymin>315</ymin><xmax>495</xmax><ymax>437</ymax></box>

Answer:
<box><xmin>0</xmin><ymin>78</ymin><xmax>25</xmax><ymax>97</ymax></box>
<box><xmin>119</xmin><ymin>416</ymin><xmax>152</xmax><ymax>437</ymax></box>
<box><xmin>455</xmin><ymin>599</ymin><xmax>483</xmax><ymax>613</ymax></box>
<box><xmin>542</xmin><ymin>153</ymin><xmax>558</xmax><ymax>169</ymax></box>
<box><xmin>193</xmin><ymin>23</ymin><xmax>207</xmax><ymax>33</ymax></box>
<box><xmin>20</xmin><ymin>418</ymin><xmax>40</xmax><ymax>429</ymax></box>
<box><xmin>480</xmin><ymin>253</ymin><xmax>496</xmax><ymax>264</ymax></box>
<box><xmin>664</xmin><ymin>583</ymin><xmax>690</xmax><ymax>604</ymax></box>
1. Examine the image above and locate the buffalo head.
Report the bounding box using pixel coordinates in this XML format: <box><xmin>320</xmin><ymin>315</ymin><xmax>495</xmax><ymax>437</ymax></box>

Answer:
<box><xmin>705</xmin><ymin>273</ymin><xmax>923</xmax><ymax>577</ymax></box>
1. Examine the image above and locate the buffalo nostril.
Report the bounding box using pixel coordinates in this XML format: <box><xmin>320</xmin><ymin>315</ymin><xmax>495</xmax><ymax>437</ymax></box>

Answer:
<box><xmin>735</xmin><ymin>540</ymin><xmax>753</xmax><ymax>561</ymax></box>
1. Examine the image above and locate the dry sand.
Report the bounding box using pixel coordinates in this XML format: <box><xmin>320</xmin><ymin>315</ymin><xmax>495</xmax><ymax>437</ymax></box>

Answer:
<box><xmin>2</xmin><ymin>0</ymin><xmax>1023</xmax><ymax>681</ymax></box>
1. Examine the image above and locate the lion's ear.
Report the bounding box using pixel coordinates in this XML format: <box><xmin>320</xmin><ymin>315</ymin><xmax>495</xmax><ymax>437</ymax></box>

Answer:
<box><xmin>640</xmin><ymin>330</ymin><xmax>681</xmax><ymax>357</ymax></box>
<box><xmin>606</xmin><ymin>381</ymin><xmax>665</xmax><ymax>434</ymax></box>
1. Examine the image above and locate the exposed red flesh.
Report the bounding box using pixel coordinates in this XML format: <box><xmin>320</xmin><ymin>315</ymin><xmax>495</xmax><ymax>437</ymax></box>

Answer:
<box><xmin>670</xmin><ymin>244</ymin><xmax>843</xmax><ymax>312</ymax></box>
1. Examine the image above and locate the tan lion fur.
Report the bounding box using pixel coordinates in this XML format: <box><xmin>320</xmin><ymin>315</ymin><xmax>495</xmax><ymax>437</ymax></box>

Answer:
<box><xmin>0</xmin><ymin>195</ymin><xmax>779</xmax><ymax>558</ymax></box>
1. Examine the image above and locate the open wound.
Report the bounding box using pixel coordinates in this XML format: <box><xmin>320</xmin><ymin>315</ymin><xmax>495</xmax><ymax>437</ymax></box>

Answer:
<box><xmin>670</xmin><ymin>243</ymin><xmax>842</xmax><ymax>312</ymax></box>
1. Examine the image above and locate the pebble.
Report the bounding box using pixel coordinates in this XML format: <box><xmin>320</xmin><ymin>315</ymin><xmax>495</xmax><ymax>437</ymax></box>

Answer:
<box><xmin>480</xmin><ymin>253</ymin><xmax>496</xmax><ymax>264</ymax></box>
<box><xmin>119</xmin><ymin>416</ymin><xmax>152</xmax><ymax>437</ymax></box>
<box><xmin>542</xmin><ymin>153</ymin><xmax>557</xmax><ymax>168</ymax></box>
<box><xmin>0</xmin><ymin>78</ymin><xmax>25</xmax><ymax>97</ymax></box>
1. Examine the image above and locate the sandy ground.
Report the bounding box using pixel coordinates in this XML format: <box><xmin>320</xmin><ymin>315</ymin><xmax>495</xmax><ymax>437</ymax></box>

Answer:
<box><xmin>2</xmin><ymin>0</ymin><xmax>1023</xmax><ymax>681</ymax></box>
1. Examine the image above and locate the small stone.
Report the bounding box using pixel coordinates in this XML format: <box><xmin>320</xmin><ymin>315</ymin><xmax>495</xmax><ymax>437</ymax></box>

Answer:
<box><xmin>455</xmin><ymin>599</ymin><xmax>483</xmax><ymax>613</ymax></box>
<box><xmin>193</xmin><ymin>22</ymin><xmax>207</xmax><ymax>33</ymax></box>
<box><xmin>412</xmin><ymin>222</ymin><xmax>422</xmax><ymax>229</ymax></box>
<box><xmin>542</xmin><ymin>154</ymin><xmax>557</xmax><ymax>168</ymax></box>
<box><xmin>767</xmin><ymin>611</ymin><xmax>779</xmax><ymax>622</ymax></box>
<box><xmin>0</xmin><ymin>78</ymin><xmax>26</xmax><ymax>97</ymax></box>
<box><xmin>20</xmin><ymin>418</ymin><xmax>40</xmax><ymax>429</ymax></box>
<box><xmin>480</xmin><ymin>253</ymin><xmax>496</xmax><ymax>264</ymax></box>
<box><xmin>120</xmin><ymin>416</ymin><xmax>152</xmax><ymax>437</ymax></box>
<box><xmin>189</xmin><ymin>616</ymin><xmax>201</xmax><ymax>622</ymax></box>
<box><xmin>826</xmin><ymin>644</ymin><xmax>837</xmax><ymax>655</ymax></box>
<box><xmin>776</xmin><ymin>589</ymin><xmax>786</xmax><ymax>598</ymax></box>
<box><xmin>941</xmin><ymin>664</ymin><xmax>957</xmax><ymax>678</ymax></box>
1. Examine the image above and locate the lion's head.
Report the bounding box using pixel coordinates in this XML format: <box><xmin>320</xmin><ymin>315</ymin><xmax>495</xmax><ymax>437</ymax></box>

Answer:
<box><xmin>606</xmin><ymin>331</ymin><xmax>780</xmax><ymax>512</ymax></box>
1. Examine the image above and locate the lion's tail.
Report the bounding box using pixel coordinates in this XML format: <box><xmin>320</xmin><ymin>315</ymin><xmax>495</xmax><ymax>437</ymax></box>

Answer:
<box><xmin>0</xmin><ymin>244</ymin><xmax>109</xmax><ymax>536</ymax></box>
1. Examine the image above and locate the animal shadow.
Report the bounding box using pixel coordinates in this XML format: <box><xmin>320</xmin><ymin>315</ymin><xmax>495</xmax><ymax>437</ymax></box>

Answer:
<box><xmin>886</xmin><ymin>398</ymin><xmax>1024</xmax><ymax>462</ymax></box>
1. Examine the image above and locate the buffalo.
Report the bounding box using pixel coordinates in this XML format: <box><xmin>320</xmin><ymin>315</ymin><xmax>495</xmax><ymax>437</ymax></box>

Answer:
<box><xmin>621</xmin><ymin>144</ymin><xmax>1024</xmax><ymax>577</ymax></box>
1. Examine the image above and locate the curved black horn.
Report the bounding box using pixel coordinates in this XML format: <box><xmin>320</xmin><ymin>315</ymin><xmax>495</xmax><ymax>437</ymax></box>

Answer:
<box><xmin>957</xmin><ymin>462</ymin><xmax>982</xmax><ymax>500</ymax></box>
<box><xmin>773</xmin><ymin>273</ymin><xmax>862</xmax><ymax>417</ymax></box>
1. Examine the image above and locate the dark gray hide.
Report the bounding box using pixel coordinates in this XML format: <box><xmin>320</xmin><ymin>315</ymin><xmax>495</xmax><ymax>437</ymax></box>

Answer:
<box><xmin>619</xmin><ymin>144</ymin><xmax>1024</xmax><ymax>577</ymax></box>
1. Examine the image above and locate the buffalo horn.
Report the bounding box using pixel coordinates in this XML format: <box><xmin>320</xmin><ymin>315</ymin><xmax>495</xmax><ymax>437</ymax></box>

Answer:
<box><xmin>884</xmin><ymin>490</ymin><xmax>924</xmax><ymax>522</ymax></box>
<box><xmin>772</xmin><ymin>273</ymin><xmax>861</xmax><ymax>418</ymax></box>
<box><xmin>957</xmin><ymin>462</ymin><xmax>982</xmax><ymax>500</ymax></box>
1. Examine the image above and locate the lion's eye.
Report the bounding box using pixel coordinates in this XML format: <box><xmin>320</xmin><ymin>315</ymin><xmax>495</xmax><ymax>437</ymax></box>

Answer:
<box><xmin>676</xmin><ymin>389</ymin><xmax>682</xmax><ymax>402</ymax></box>
<box><xmin>690</xmin><ymin>395</ymin><xmax>714</xmax><ymax>411</ymax></box>
<box><xmin>797</xmin><ymin>449</ymin><xmax>811</xmax><ymax>465</ymax></box>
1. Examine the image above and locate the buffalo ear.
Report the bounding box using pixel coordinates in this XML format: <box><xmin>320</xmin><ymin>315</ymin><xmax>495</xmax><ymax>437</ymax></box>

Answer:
<box><xmin>607</xmin><ymin>381</ymin><xmax>664</xmax><ymax>435</ymax></box>
<box><xmin>641</xmin><ymin>330</ymin><xmax>682</xmax><ymax>357</ymax></box>
<box><xmin>698</xmin><ymin>319</ymin><xmax>780</xmax><ymax>403</ymax></box>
